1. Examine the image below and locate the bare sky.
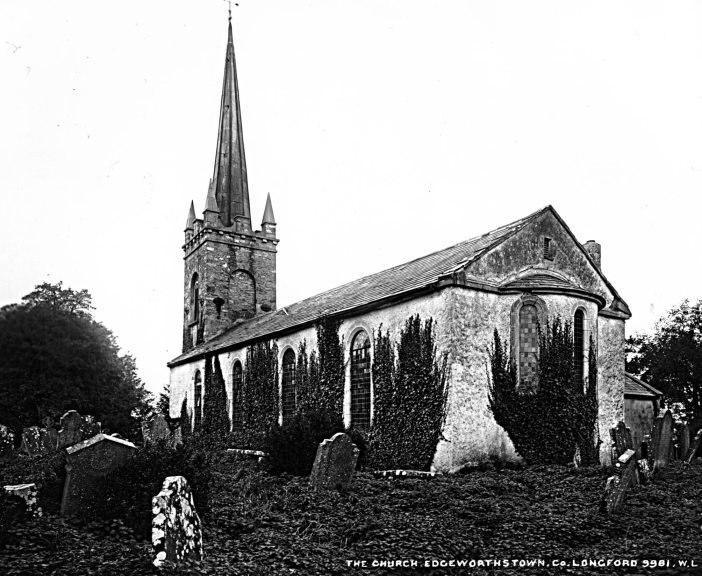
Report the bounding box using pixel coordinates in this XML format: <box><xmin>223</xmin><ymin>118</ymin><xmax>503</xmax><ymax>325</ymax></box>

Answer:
<box><xmin>1</xmin><ymin>1</ymin><xmax>701</xmax><ymax>396</ymax></box>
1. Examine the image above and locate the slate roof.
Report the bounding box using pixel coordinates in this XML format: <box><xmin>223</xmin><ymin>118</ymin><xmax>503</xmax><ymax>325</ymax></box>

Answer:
<box><xmin>624</xmin><ymin>373</ymin><xmax>663</xmax><ymax>398</ymax></box>
<box><xmin>170</xmin><ymin>207</ymin><xmax>544</xmax><ymax>365</ymax></box>
<box><xmin>169</xmin><ymin>205</ymin><xmax>626</xmax><ymax>366</ymax></box>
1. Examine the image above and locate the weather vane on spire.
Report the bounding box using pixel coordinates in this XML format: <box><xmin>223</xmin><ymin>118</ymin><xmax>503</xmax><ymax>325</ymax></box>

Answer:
<box><xmin>224</xmin><ymin>0</ymin><xmax>239</xmax><ymax>22</ymax></box>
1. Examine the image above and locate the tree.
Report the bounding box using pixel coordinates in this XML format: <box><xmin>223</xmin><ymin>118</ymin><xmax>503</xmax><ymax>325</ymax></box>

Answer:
<box><xmin>627</xmin><ymin>299</ymin><xmax>702</xmax><ymax>432</ymax></box>
<box><xmin>157</xmin><ymin>383</ymin><xmax>171</xmax><ymax>418</ymax></box>
<box><xmin>0</xmin><ymin>282</ymin><xmax>152</xmax><ymax>438</ymax></box>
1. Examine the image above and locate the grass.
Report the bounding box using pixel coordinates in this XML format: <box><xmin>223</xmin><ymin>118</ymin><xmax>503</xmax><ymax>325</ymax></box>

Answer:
<box><xmin>1</xmin><ymin>456</ymin><xmax>701</xmax><ymax>575</ymax></box>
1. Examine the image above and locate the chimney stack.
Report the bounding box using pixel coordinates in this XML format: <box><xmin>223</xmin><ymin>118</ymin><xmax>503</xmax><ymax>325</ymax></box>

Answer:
<box><xmin>584</xmin><ymin>240</ymin><xmax>601</xmax><ymax>269</ymax></box>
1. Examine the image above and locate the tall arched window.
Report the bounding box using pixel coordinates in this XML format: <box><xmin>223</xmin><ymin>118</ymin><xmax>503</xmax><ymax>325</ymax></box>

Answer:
<box><xmin>190</xmin><ymin>273</ymin><xmax>200</xmax><ymax>323</ymax></box>
<box><xmin>574</xmin><ymin>309</ymin><xmax>585</xmax><ymax>389</ymax></box>
<box><xmin>350</xmin><ymin>331</ymin><xmax>372</xmax><ymax>429</ymax></box>
<box><xmin>519</xmin><ymin>304</ymin><xmax>540</xmax><ymax>390</ymax></box>
<box><xmin>193</xmin><ymin>370</ymin><xmax>202</xmax><ymax>430</ymax></box>
<box><xmin>281</xmin><ymin>349</ymin><xmax>296</xmax><ymax>422</ymax></box>
<box><xmin>232</xmin><ymin>361</ymin><xmax>243</xmax><ymax>431</ymax></box>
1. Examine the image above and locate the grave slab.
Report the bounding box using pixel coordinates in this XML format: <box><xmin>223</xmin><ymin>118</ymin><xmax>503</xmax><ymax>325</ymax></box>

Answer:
<box><xmin>60</xmin><ymin>433</ymin><xmax>136</xmax><ymax>517</ymax></box>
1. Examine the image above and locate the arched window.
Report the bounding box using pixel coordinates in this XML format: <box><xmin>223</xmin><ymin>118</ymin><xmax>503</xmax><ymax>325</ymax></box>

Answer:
<box><xmin>193</xmin><ymin>370</ymin><xmax>202</xmax><ymax>430</ymax></box>
<box><xmin>190</xmin><ymin>273</ymin><xmax>200</xmax><ymax>323</ymax></box>
<box><xmin>350</xmin><ymin>331</ymin><xmax>372</xmax><ymax>429</ymax></box>
<box><xmin>518</xmin><ymin>304</ymin><xmax>540</xmax><ymax>390</ymax></box>
<box><xmin>232</xmin><ymin>361</ymin><xmax>243</xmax><ymax>431</ymax></box>
<box><xmin>281</xmin><ymin>349</ymin><xmax>296</xmax><ymax>422</ymax></box>
<box><xmin>574</xmin><ymin>309</ymin><xmax>585</xmax><ymax>389</ymax></box>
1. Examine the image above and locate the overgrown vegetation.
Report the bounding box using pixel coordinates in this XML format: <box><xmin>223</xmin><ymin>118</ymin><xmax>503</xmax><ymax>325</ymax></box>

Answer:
<box><xmin>201</xmin><ymin>354</ymin><xmax>230</xmax><ymax>451</ymax></box>
<box><xmin>0</xmin><ymin>282</ymin><xmax>151</xmax><ymax>439</ymax></box>
<box><xmin>488</xmin><ymin>318</ymin><xmax>599</xmax><ymax>466</ymax></box>
<box><xmin>231</xmin><ymin>341</ymin><xmax>279</xmax><ymax>450</ymax></box>
<box><xmin>2</xmin><ymin>457</ymin><xmax>701</xmax><ymax>575</ymax></box>
<box><xmin>368</xmin><ymin>316</ymin><xmax>449</xmax><ymax>470</ymax></box>
<box><xmin>263</xmin><ymin>410</ymin><xmax>344</xmax><ymax>476</ymax></box>
<box><xmin>294</xmin><ymin>317</ymin><xmax>346</xmax><ymax>417</ymax></box>
<box><xmin>101</xmin><ymin>440</ymin><xmax>213</xmax><ymax>538</ymax></box>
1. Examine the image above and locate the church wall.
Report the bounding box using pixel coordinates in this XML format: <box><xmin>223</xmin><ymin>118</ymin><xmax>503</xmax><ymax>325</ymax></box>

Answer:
<box><xmin>169</xmin><ymin>358</ymin><xmax>206</xmax><ymax>424</ymax></box>
<box><xmin>169</xmin><ymin>286</ymin><xmax>625</xmax><ymax>471</ymax></box>
<box><xmin>436</xmin><ymin>288</ymin><xmax>616</xmax><ymax>471</ymax></box>
<box><xmin>597</xmin><ymin>316</ymin><xmax>626</xmax><ymax>465</ymax></box>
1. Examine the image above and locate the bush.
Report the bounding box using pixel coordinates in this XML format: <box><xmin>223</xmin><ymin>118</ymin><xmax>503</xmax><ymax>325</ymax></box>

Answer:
<box><xmin>102</xmin><ymin>438</ymin><xmax>213</xmax><ymax>537</ymax></box>
<box><xmin>263</xmin><ymin>410</ymin><xmax>344</xmax><ymax>476</ymax></box>
<box><xmin>0</xmin><ymin>452</ymin><xmax>66</xmax><ymax>514</ymax></box>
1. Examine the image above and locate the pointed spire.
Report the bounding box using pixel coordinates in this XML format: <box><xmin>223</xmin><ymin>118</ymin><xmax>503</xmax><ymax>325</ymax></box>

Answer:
<box><xmin>261</xmin><ymin>193</ymin><xmax>276</xmax><ymax>226</ymax></box>
<box><xmin>211</xmin><ymin>18</ymin><xmax>250</xmax><ymax>227</ymax></box>
<box><xmin>185</xmin><ymin>201</ymin><xmax>196</xmax><ymax>230</ymax></box>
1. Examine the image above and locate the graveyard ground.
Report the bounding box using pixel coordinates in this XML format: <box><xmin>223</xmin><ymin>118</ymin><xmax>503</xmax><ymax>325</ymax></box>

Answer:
<box><xmin>1</xmin><ymin>456</ymin><xmax>701</xmax><ymax>576</ymax></box>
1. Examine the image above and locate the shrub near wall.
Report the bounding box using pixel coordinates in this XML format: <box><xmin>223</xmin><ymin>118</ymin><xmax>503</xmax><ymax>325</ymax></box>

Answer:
<box><xmin>488</xmin><ymin>319</ymin><xmax>600</xmax><ymax>466</ymax></box>
<box><xmin>201</xmin><ymin>354</ymin><xmax>230</xmax><ymax>450</ymax></box>
<box><xmin>231</xmin><ymin>341</ymin><xmax>279</xmax><ymax>450</ymax></box>
<box><xmin>368</xmin><ymin>316</ymin><xmax>449</xmax><ymax>471</ymax></box>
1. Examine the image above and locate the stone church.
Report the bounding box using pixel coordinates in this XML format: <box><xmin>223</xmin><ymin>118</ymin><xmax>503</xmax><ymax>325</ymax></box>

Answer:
<box><xmin>168</xmin><ymin>20</ymin><xmax>630</xmax><ymax>471</ymax></box>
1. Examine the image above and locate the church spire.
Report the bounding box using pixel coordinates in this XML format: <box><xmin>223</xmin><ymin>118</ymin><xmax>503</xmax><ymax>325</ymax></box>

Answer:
<box><xmin>211</xmin><ymin>17</ymin><xmax>250</xmax><ymax>228</ymax></box>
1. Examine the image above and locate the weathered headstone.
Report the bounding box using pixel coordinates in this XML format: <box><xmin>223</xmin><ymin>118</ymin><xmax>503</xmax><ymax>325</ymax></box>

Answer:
<box><xmin>19</xmin><ymin>426</ymin><xmax>51</xmax><ymax>457</ymax></box>
<box><xmin>152</xmin><ymin>476</ymin><xmax>203</xmax><ymax>568</ymax></box>
<box><xmin>4</xmin><ymin>483</ymin><xmax>42</xmax><ymax>517</ymax></box>
<box><xmin>80</xmin><ymin>415</ymin><xmax>101</xmax><ymax>440</ymax></box>
<box><xmin>685</xmin><ymin>429</ymin><xmax>702</xmax><ymax>464</ymax></box>
<box><xmin>61</xmin><ymin>434</ymin><xmax>137</xmax><ymax>517</ymax></box>
<box><xmin>678</xmin><ymin>424</ymin><xmax>690</xmax><ymax>462</ymax></box>
<box><xmin>143</xmin><ymin>414</ymin><xmax>172</xmax><ymax>447</ymax></box>
<box><xmin>58</xmin><ymin>410</ymin><xmax>84</xmax><ymax>450</ymax></box>
<box><xmin>0</xmin><ymin>424</ymin><xmax>15</xmax><ymax>460</ymax></box>
<box><xmin>610</xmin><ymin>421</ymin><xmax>633</xmax><ymax>460</ymax></box>
<box><xmin>653</xmin><ymin>410</ymin><xmax>674</xmax><ymax>471</ymax></box>
<box><xmin>601</xmin><ymin>449</ymin><xmax>637</xmax><ymax>514</ymax></box>
<box><xmin>309</xmin><ymin>432</ymin><xmax>359</xmax><ymax>491</ymax></box>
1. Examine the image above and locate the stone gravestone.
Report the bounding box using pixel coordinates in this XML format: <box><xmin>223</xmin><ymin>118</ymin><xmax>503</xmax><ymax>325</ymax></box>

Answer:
<box><xmin>685</xmin><ymin>429</ymin><xmax>702</xmax><ymax>464</ymax></box>
<box><xmin>80</xmin><ymin>415</ymin><xmax>101</xmax><ymax>440</ymax></box>
<box><xmin>678</xmin><ymin>424</ymin><xmax>690</xmax><ymax>462</ymax></box>
<box><xmin>610</xmin><ymin>421</ymin><xmax>638</xmax><ymax>486</ymax></box>
<box><xmin>143</xmin><ymin>414</ymin><xmax>172</xmax><ymax>447</ymax></box>
<box><xmin>41</xmin><ymin>417</ymin><xmax>59</xmax><ymax>453</ymax></box>
<box><xmin>0</xmin><ymin>424</ymin><xmax>15</xmax><ymax>460</ymax></box>
<box><xmin>309</xmin><ymin>432</ymin><xmax>359</xmax><ymax>491</ymax></box>
<box><xmin>610</xmin><ymin>421</ymin><xmax>633</xmax><ymax>460</ymax></box>
<box><xmin>653</xmin><ymin>410</ymin><xmax>674</xmax><ymax>471</ymax></box>
<box><xmin>61</xmin><ymin>434</ymin><xmax>136</xmax><ymax>517</ymax></box>
<box><xmin>152</xmin><ymin>476</ymin><xmax>203</xmax><ymax>568</ymax></box>
<box><xmin>19</xmin><ymin>426</ymin><xmax>51</xmax><ymax>457</ymax></box>
<box><xmin>58</xmin><ymin>410</ymin><xmax>84</xmax><ymax>450</ymax></box>
<box><xmin>4</xmin><ymin>483</ymin><xmax>42</xmax><ymax>517</ymax></box>
<box><xmin>601</xmin><ymin>449</ymin><xmax>637</xmax><ymax>514</ymax></box>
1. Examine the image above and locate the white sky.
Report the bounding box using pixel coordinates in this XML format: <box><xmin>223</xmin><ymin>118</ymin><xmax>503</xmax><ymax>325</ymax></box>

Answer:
<box><xmin>1</xmin><ymin>1</ymin><xmax>701</xmax><ymax>397</ymax></box>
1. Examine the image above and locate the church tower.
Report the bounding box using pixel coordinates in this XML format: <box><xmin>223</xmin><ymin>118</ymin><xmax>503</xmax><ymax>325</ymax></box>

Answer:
<box><xmin>182</xmin><ymin>17</ymin><xmax>278</xmax><ymax>352</ymax></box>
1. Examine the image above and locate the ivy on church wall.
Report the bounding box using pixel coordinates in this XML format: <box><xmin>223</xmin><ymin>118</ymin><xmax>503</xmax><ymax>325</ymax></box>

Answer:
<box><xmin>294</xmin><ymin>317</ymin><xmax>346</xmax><ymax>417</ymax></box>
<box><xmin>231</xmin><ymin>341</ymin><xmax>279</xmax><ymax>449</ymax></box>
<box><xmin>488</xmin><ymin>318</ymin><xmax>600</xmax><ymax>466</ymax></box>
<box><xmin>200</xmin><ymin>354</ymin><xmax>230</xmax><ymax>451</ymax></box>
<box><xmin>368</xmin><ymin>315</ymin><xmax>449</xmax><ymax>471</ymax></box>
